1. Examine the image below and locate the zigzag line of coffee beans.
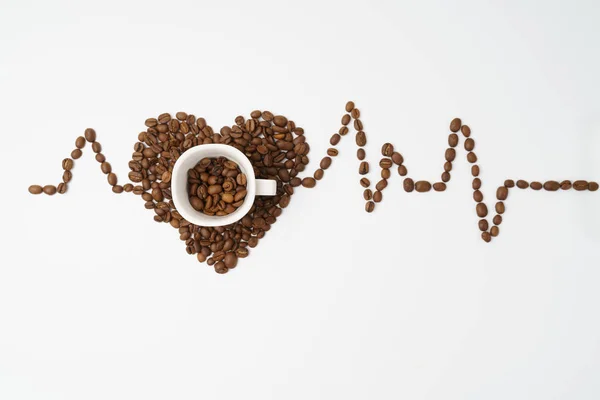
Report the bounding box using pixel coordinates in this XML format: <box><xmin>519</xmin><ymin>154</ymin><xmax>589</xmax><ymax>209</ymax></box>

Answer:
<box><xmin>298</xmin><ymin>101</ymin><xmax>598</xmax><ymax>243</ymax></box>
<box><xmin>29</xmin><ymin>111</ymin><xmax>312</xmax><ymax>274</ymax></box>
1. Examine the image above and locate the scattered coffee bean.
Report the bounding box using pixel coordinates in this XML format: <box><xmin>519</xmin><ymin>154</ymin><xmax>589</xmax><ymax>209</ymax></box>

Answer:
<box><xmin>373</xmin><ymin>191</ymin><xmax>383</xmax><ymax>203</ymax></box>
<box><xmin>589</xmin><ymin>182</ymin><xmax>599</xmax><ymax>191</ymax></box>
<box><xmin>364</xmin><ymin>189</ymin><xmax>373</xmax><ymax>200</ymax></box>
<box><xmin>302</xmin><ymin>177</ymin><xmax>316</xmax><ymax>188</ymax></box>
<box><xmin>43</xmin><ymin>185</ymin><xmax>57</xmax><ymax>195</ymax></box>
<box><xmin>560</xmin><ymin>180</ymin><xmax>572</xmax><ymax>190</ymax></box>
<box><xmin>544</xmin><ymin>180</ymin><xmax>560</xmax><ymax>191</ymax></box>
<box><xmin>433</xmin><ymin>182</ymin><xmax>446</xmax><ymax>191</ymax></box>
<box><xmin>357</xmin><ymin>148</ymin><xmax>366</xmax><ymax>160</ymax></box>
<box><xmin>391</xmin><ymin>152</ymin><xmax>403</xmax><ymax>165</ymax></box>
<box><xmin>415</xmin><ymin>181</ymin><xmax>431</xmax><ymax>193</ymax></box>
<box><xmin>403</xmin><ymin>178</ymin><xmax>414</xmax><ymax>192</ymax></box>
<box><xmin>28</xmin><ymin>185</ymin><xmax>42</xmax><ymax>194</ymax></box>
<box><xmin>71</xmin><ymin>149</ymin><xmax>82</xmax><ymax>159</ymax></box>
<box><xmin>573</xmin><ymin>180</ymin><xmax>589</xmax><ymax>191</ymax></box>
<box><xmin>496</xmin><ymin>186</ymin><xmax>508</xmax><ymax>200</ymax></box>
<box><xmin>365</xmin><ymin>201</ymin><xmax>375</xmax><ymax>213</ymax></box>
<box><xmin>476</xmin><ymin>203</ymin><xmax>488</xmax><ymax>217</ymax></box>
<box><xmin>530</xmin><ymin>181</ymin><xmax>542</xmax><ymax>190</ymax></box>
<box><xmin>314</xmin><ymin>169</ymin><xmax>324</xmax><ymax>180</ymax></box>
<box><xmin>84</xmin><ymin>128</ymin><xmax>96</xmax><ymax>142</ymax></box>
<box><xmin>359</xmin><ymin>161</ymin><xmax>369</xmax><ymax>175</ymax></box>
<box><xmin>381</xmin><ymin>143</ymin><xmax>394</xmax><ymax>157</ymax></box>
<box><xmin>450</xmin><ymin>118</ymin><xmax>462</xmax><ymax>132</ymax></box>
<box><xmin>517</xmin><ymin>180</ymin><xmax>529</xmax><ymax>189</ymax></box>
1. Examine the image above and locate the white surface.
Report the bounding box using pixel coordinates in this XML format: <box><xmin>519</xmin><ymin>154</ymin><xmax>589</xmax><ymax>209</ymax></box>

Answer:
<box><xmin>171</xmin><ymin>144</ymin><xmax>277</xmax><ymax>227</ymax></box>
<box><xmin>1</xmin><ymin>1</ymin><xmax>599</xmax><ymax>399</ymax></box>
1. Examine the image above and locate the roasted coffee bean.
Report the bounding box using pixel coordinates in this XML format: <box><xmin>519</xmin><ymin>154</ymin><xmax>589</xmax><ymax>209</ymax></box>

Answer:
<box><xmin>379</xmin><ymin>158</ymin><xmax>392</xmax><ymax>169</ymax></box>
<box><xmin>327</xmin><ymin>148</ymin><xmax>338</xmax><ymax>157</ymax></box>
<box><xmin>357</xmin><ymin>148</ymin><xmax>365</xmax><ymax>160</ymax></box>
<box><xmin>403</xmin><ymin>178</ymin><xmax>414</xmax><ymax>192</ymax></box>
<box><xmin>445</xmin><ymin>148</ymin><xmax>456</xmax><ymax>162</ymax></box>
<box><xmin>493</xmin><ymin>215</ymin><xmax>502</xmax><ymax>225</ymax></box>
<box><xmin>112</xmin><ymin>185</ymin><xmax>123</xmax><ymax>194</ymax></box>
<box><xmin>415</xmin><ymin>181</ymin><xmax>431</xmax><ymax>193</ymax></box>
<box><xmin>302</xmin><ymin>177</ymin><xmax>316</xmax><ymax>188</ymax></box>
<box><xmin>478</xmin><ymin>219</ymin><xmax>489</xmax><ymax>231</ymax></box>
<box><xmin>43</xmin><ymin>185</ymin><xmax>57</xmax><ymax>195</ymax></box>
<box><xmin>461</xmin><ymin>125</ymin><xmax>471</xmax><ymax>137</ymax></box>
<box><xmin>330</xmin><ymin>134</ymin><xmax>341</xmax><ymax>145</ymax></box>
<box><xmin>504</xmin><ymin>179</ymin><xmax>515</xmax><ymax>188</ymax></box>
<box><xmin>363</xmin><ymin>189</ymin><xmax>373</xmax><ymax>200</ymax></box>
<box><xmin>84</xmin><ymin>128</ymin><xmax>96</xmax><ymax>142</ymax></box>
<box><xmin>530</xmin><ymin>181</ymin><xmax>542</xmax><ymax>190</ymax></box>
<box><xmin>495</xmin><ymin>202</ymin><xmax>505</xmax><ymax>214</ymax></box>
<box><xmin>62</xmin><ymin>158</ymin><xmax>73</xmax><ymax>170</ymax></box>
<box><xmin>62</xmin><ymin>170</ymin><xmax>72</xmax><ymax>183</ymax></box>
<box><xmin>381</xmin><ymin>168</ymin><xmax>391</xmax><ymax>179</ymax></box>
<box><xmin>57</xmin><ymin>183</ymin><xmax>67</xmax><ymax>194</ymax></box>
<box><xmin>381</xmin><ymin>143</ymin><xmax>394</xmax><ymax>157</ymax></box>
<box><xmin>359</xmin><ymin>161</ymin><xmax>369</xmax><ymax>175</ymax></box>
<box><xmin>101</xmin><ymin>162</ymin><xmax>112</xmax><ymax>174</ymax></box>
<box><xmin>573</xmin><ymin>180</ymin><xmax>589</xmax><ymax>191</ymax></box>
<box><xmin>464</xmin><ymin>138</ymin><xmax>475</xmax><ymax>151</ymax></box>
<box><xmin>490</xmin><ymin>226</ymin><xmax>499</xmax><ymax>237</ymax></box>
<box><xmin>71</xmin><ymin>149</ymin><xmax>82</xmax><ymax>159</ymax></box>
<box><xmin>345</xmin><ymin>101</ymin><xmax>355</xmax><ymax>112</ymax></box>
<box><xmin>589</xmin><ymin>182</ymin><xmax>599</xmax><ymax>191</ymax></box>
<box><xmin>391</xmin><ymin>152</ymin><xmax>403</xmax><ymax>165</ymax></box>
<box><xmin>467</xmin><ymin>152</ymin><xmax>477</xmax><ymax>163</ymax></box>
<box><xmin>450</xmin><ymin>118</ymin><xmax>462</xmax><ymax>133</ymax></box>
<box><xmin>517</xmin><ymin>180</ymin><xmax>529</xmax><ymax>189</ymax></box>
<box><xmin>560</xmin><ymin>180</ymin><xmax>572</xmax><ymax>190</ymax></box>
<box><xmin>476</xmin><ymin>203</ymin><xmax>488</xmax><ymax>218</ymax></box>
<box><xmin>365</xmin><ymin>201</ymin><xmax>375</xmax><ymax>213</ymax></box>
<box><xmin>471</xmin><ymin>165</ymin><xmax>480</xmax><ymax>177</ymax></box>
<box><xmin>355</xmin><ymin>131</ymin><xmax>366</xmax><ymax>146</ymax></box>
<box><xmin>273</xmin><ymin>115</ymin><xmax>288</xmax><ymax>127</ymax></box>
<box><xmin>376</xmin><ymin>179</ymin><xmax>388</xmax><ymax>191</ymax></box>
<box><xmin>314</xmin><ymin>169</ymin><xmax>324</xmax><ymax>180</ymax></box>
<box><xmin>75</xmin><ymin>136</ymin><xmax>86</xmax><ymax>149</ymax></box>
<box><xmin>441</xmin><ymin>172</ymin><xmax>450</xmax><ymax>182</ymax></box>
<box><xmin>95</xmin><ymin>153</ymin><xmax>106</xmax><ymax>163</ymax></box>
<box><xmin>360</xmin><ymin>178</ymin><xmax>370</xmax><ymax>188</ymax></box>
<box><xmin>448</xmin><ymin>134</ymin><xmax>459</xmax><ymax>147</ymax></box>
<box><xmin>433</xmin><ymin>182</ymin><xmax>446</xmax><ymax>191</ymax></box>
<box><xmin>92</xmin><ymin>142</ymin><xmax>102</xmax><ymax>153</ymax></box>
<box><xmin>354</xmin><ymin>119</ymin><xmax>363</xmax><ymax>130</ymax></box>
<box><xmin>544</xmin><ymin>180</ymin><xmax>560</xmax><ymax>191</ymax></box>
<box><xmin>342</xmin><ymin>114</ymin><xmax>351</xmax><ymax>126</ymax></box>
<box><xmin>28</xmin><ymin>185</ymin><xmax>43</xmax><ymax>194</ymax></box>
<box><xmin>320</xmin><ymin>157</ymin><xmax>332</xmax><ymax>169</ymax></box>
<box><xmin>481</xmin><ymin>231</ymin><xmax>491</xmax><ymax>242</ymax></box>
<box><xmin>398</xmin><ymin>165</ymin><xmax>407</xmax><ymax>176</ymax></box>
<box><xmin>496</xmin><ymin>186</ymin><xmax>508</xmax><ymax>200</ymax></box>
<box><xmin>351</xmin><ymin>108</ymin><xmax>360</xmax><ymax>119</ymax></box>
<box><xmin>472</xmin><ymin>178</ymin><xmax>481</xmax><ymax>190</ymax></box>
<box><xmin>108</xmin><ymin>173</ymin><xmax>117</xmax><ymax>186</ymax></box>
<box><xmin>473</xmin><ymin>190</ymin><xmax>483</xmax><ymax>202</ymax></box>
<box><xmin>373</xmin><ymin>191</ymin><xmax>382</xmax><ymax>203</ymax></box>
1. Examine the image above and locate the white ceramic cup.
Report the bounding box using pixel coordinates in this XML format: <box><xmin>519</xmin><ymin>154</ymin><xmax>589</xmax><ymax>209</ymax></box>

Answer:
<box><xmin>171</xmin><ymin>144</ymin><xmax>276</xmax><ymax>226</ymax></box>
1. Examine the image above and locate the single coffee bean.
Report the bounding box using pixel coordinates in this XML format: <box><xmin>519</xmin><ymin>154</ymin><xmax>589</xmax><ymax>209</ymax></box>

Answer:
<box><xmin>354</xmin><ymin>119</ymin><xmax>363</xmax><ymax>130</ymax></box>
<box><xmin>476</xmin><ymin>203</ymin><xmax>488</xmax><ymax>218</ymax></box>
<box><xmin>320</xmin><ymin>157</ymin><xmax>332</xmax><ymax>169</ymax></box>
<box><xmin>381</xmin><ymin>143</ymin><xmax>394</xmax><ymax>157</ymax></box>
<box><xmin>71</xmin><ymin>149</ymin><xmax>82</xmax><ymax>159</ymax></box>
<box><xmin>461</xmin><ymin>125</ymin><xmax>471</xmax><ymax>137</ymax></box>
<box><xmin>43</xmin><ymin>185</ymin><xmax>57</xmax><ymax>195</ymax></box>
<box><xmin>330</xmin><ymin>134</ymin><xmax>341</xmax><ymax>145</ymax></box>
<box><xmin>357</xmin><ymin>148</ymin><xmax>365</xmax><ymax>160</ymax></box>
<box><xmin>339</xmin><ymin>126</ymin><xmax>349</xmax><ymax>136</ymax></box>
<box><xmin>75</xmin><ymin>136</ymin><xmax>86</xmax><ymax>149</ymax></box>
<box><xmin>327</xmin><ymin>148</ymin><xmax>338</xmax><ymax>157</ymax></box>
<box><xmin>464</xmin><ymin>138</ymin><xmax>475</xmax><ymax>151</ymax></box>
<box><xmin>478</xmin><ymin>219</ymin><xmax>489</xmax><ymax>231</ymax></box>
<box><xmin>214</xmin><ymin>261</ymin><xmax>228</xmax><ymax>274</ymax></box>
<box><xmin>504</xmin><ymin>179</ymin><xmax>515</xmax><ymax>188</ymax></box>
<box><xmin>123</xmin><ymin>183</ymin><xmax>133</xmax><ymax>192</ymax></box>
<box><xmin>95</xmin><ymin>153</ymin><xmax>106</xmax><ymax>163</ymax></box>
<box><xmin>441</xmin><ymin>172</ymin><xmax>450</xmax><ymax>182</ymax></box>
<box><xmin>62</xmin><ymin>158</ymin><xmax>73</xmax><ymax>171</ymax></box>
<box><xmin>573</xmin><ymin>180</ymin><xmax>589</xmax><ymax>191</ymax></box>
<box><xmin>467</xmin><ymin>152</ymin><xmax>477</xmax><ymax>163</ymax></box>
<box><xmin>415</xmin><ymin>181</ymin><xmax>431</xmax><ymax>192</ymax></box>
<box><xmin>471</xmin><ymin>165</ymin><xmax>480</xmax><ymax>177</ymax></box>
<box><xmin>365</xmin><ymin>201</ymin><xmax>375</xmax><ymax>213</ymax></box>
<box><xmin>391</xmin><ymin>152</ymin><xmax>403</xmax><ymax>165</ymax></box>
<box><xmin>496</xmin><ymin>186</ymin><xmax>508</xmax><ymax>200</ymax></box>
<box><xmin>62</xmin><ymin>170</ymin><xmax>72</xmax><ymax>183</ymax></box>
<box><xmin>92</xmin><ymin>142</ymin><xmax>102</xmax><ymax>153</ymax></box>
<box><xmin>493</xmin><ymin>215</ymin><xmax>502</xmax><ymax>225</ymax></box>
<box><xmin>544</xmin><ymin>180</ymin><xmax>560</xmax><ymax>191</ymax></box>
<box><xmin>28</xmin><ymin>185</ymin><xmax>43</xmax><ymax>194</ymax></box>
<box><xmin>560</xmin><ymin>180</ymin><xmax>572</xmax><ymax>190</ymax></box>
<box><xmin>57</xmin><ymin>183</ymin><xmax>67</xmax><ymax>194</ymax></box>
<box><xmin>495</xmin><ymin>202</ymin><xmax>505</xmax><ymax>214</ymax></box>
<box><xmin>360</xmin><ymin>178</ymin><xmax>370</xmax><ymax>188</ymax></box>
<box><xmin>359</xmin><ymin>161</ymin><xmax>369</xmax><ymax>175</ymax></box>
<box><xmin>355</xmin><ymin>131</ymin><xmax>367</xmax><ymax>146</ymax></box>
<box><xmin>302</xmin><ymin>177</ymin><xmax>316</xmax><ymax>188</ymax></box>
<box><xmin>376</xmin><ymin>179</ymin><xmax>388</xmax><ymax>191</ymax></box>
<box><xmin>373</xmin><ymin>191</ymin><xmax>383</xmax><ymax>203</ymax></box>
<box><xmin>472</xmin><ymin>178</ymin><xmax>481</xmax><ymax>190</ymax></box>
<box><xmin>473</xmin><ymin>190</ymin><xmax>483</xmax><ymax>202</ymax></box>
<box><xmin>224</xmin><ymin>252</ymin><xmax>238</xmax><ymax>269</ymax></box>
<box><xmin>450</xmin><ymin>118</ymin><xmax>462</xmax><ymax>133</ymax></box>
<box><xmin>448</xmin><ymin>133</ymin><xmax>459</xmax><ymax>148</ymax></box>
<box><xmin>481</xmin><ymin>231</ymin><xmax>491</xmax><ymax>242</ymax></box>
<box><xmin>517</xmin><ymin>180</ymin><xmax>529</xmax><ymax>189</ymax></box>
<box><xmin>490</xmin><ymin>226</ymin><xmax>499</xmax><ymax>237</ymax></box>
<box><xmin>398</xmin><ymin>165</ymin><xmax>408</xmax><ymax>176</ymax></box>
<box><xmin>108</xmin><ymin>173</ymin><xmax>117</xmax><ymax>186</ymax></box>
<box><xmin>379</xmin><ymin>158</ymin><xmax>392</xmax><ymax>169</ymax></box>
<box><xmin>589</xmin><ymin>182</ymin><xmax>599</xmax><ymax>191</ymax></box>
<box><xmin>112</xmin><ymin>185</ymin><xmax>123</xmax><ymax>194</ymax></box>
<box><xmin>363</xmin><ymin>189</ymin><xmax>373</xmax><ymax>200</ymax></box>
<box><xmin>84</xmin><ymin>128</ymin><xmax>96</xmax><ymax>142</ymax></box>
<box><xmin>530</xmin><ymin>181</ymin><xmax>542</xmax><ymax>190</ymax></box>
<box><xmin>351</xmin><ymin>108</ymin><xmax>360</xmax><ymax>119</ymax></box>
<box><xmin>342</xmin><ymin>114</ymin><xmax>351</xmax><ymax>126</ymax></box>
<box><xmin>345</xmin><ymin>101</ymin><xmax>355</xmax><ymax>112</ymax></box>
<box><xmin>381</xmin><ymin>168</ymin><xmax>391</xmax><ymax>179</ymax></box>
<box><xmin>433</xmin><ymin>182</ymin><xmax>446</xmax><ymax>191</ymax></box>
<box><xmin>101</xmin><ymin>162</ymin><xmax>112</xmax><ymax>174</ymax></box>
<box><xmin>314</xmin><ymin>169</ymin><xmax>324</xmax><ymax>180</ymax></box>
<box><xmin>403</xmin><ymin>178</ymin><xmax>415</xmax><ymax>192</ymax></box>
<box><xmin>273</xmin><ymin>115</ymin><xmax>288</xmax><ymax>127</ymax></box>
<box><xmin>444</xmin><ymin>161</ymin><xmax>452</xmax><ymax>172</ymax></box>
<box><xmin>445</xmin><ymin>148</ymin><xmax>456</xmax><ymax>162</ymax></box>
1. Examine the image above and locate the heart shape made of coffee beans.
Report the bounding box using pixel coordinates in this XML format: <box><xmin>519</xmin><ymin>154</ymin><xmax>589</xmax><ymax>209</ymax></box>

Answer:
<box><xmin>129</xmin><ymin>110</ymin><xmax>309</xmax><ymax>274</ymax></box>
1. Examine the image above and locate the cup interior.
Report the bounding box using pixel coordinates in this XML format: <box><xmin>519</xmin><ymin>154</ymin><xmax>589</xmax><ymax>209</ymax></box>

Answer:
<box><xmin>171</xmin><ymin>144</ymin><xmax>256</xmax><ymax>227</ymax></box>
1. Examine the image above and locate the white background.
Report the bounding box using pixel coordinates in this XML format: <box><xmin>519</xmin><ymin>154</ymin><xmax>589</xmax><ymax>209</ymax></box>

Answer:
<box><xmin>1</xmin><ymin>0</ymin><xmax>599</xmax><ymax>399</ymax></box>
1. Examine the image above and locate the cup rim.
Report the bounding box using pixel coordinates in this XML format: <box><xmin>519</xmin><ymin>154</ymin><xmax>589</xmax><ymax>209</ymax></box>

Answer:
<box><xmin>171</xmin><ymin>144</ymin><xmax>256</xmax><ymax>227</ymax></box>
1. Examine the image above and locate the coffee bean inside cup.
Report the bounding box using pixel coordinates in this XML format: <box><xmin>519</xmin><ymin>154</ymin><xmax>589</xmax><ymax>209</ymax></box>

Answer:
<box><xmin>187</xmin><ymin>156</ymin><xmax>247</xmax><ymax>216</ymax></box>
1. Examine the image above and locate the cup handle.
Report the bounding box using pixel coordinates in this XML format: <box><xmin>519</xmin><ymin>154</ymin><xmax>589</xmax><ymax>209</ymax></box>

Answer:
<box><xmin>256</xmin><ymin>179</ymin><xmax>276</xmax><ymax>196</ymax></box>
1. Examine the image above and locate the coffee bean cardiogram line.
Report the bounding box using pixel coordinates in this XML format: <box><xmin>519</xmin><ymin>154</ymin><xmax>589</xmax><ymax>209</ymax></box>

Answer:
<box><xmin>299</xmin><ymin>101</ymin><xmax>598</xmax><ymax>243</ymax></box>
<box><xmin>29</xmin><ymin>103</ymin><xmax>598</xmax><ymax>248</ymax></box>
